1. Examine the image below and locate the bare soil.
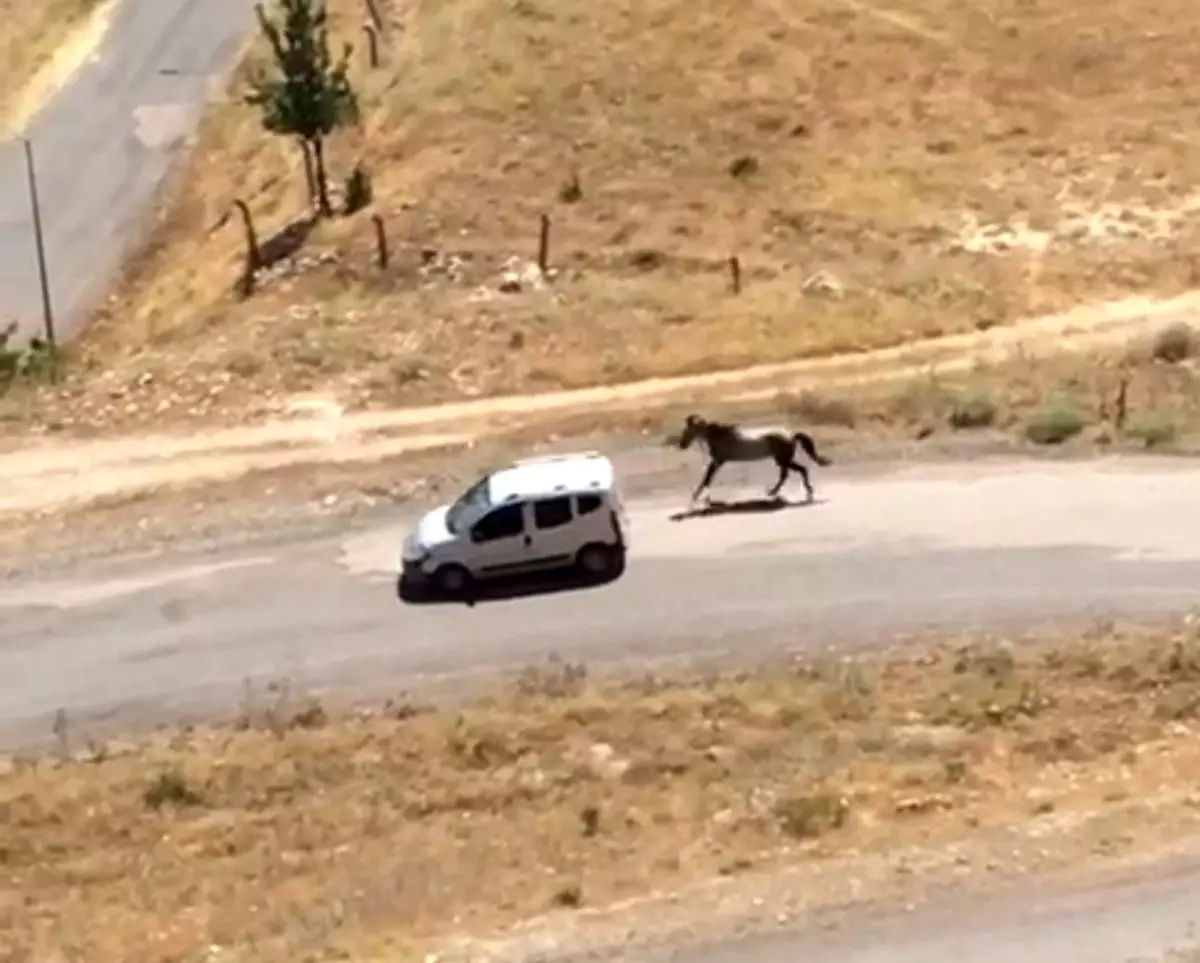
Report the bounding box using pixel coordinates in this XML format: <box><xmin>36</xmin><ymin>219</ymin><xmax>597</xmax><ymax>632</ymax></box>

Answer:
<box><xmin>4</xmin><ymin>0</ymin><xmax>1200</xmax><ymax>434</ymax></box>
<box><xmin>7</xmin><ymin>619</ymin><xmax>1200</xmax><ymax>963</ymax></box>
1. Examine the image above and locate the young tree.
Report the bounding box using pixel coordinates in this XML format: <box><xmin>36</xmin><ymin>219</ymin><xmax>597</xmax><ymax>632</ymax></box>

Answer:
<box><xmin>245</xmin><ymin>0</ymin><xmax>360</xmax><ymax>217</ymax></box>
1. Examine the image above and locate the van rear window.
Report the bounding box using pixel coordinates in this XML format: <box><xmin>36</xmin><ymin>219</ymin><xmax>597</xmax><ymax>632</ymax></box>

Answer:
<box><xmin>576</xmin><ymin>494</ymin><xmax>603</xmax><ymax>515</ymax></box>
<box><xmin>534</xmin><ymin>496</ymin><xmax>573</xmax><ymax>530</ymax></box>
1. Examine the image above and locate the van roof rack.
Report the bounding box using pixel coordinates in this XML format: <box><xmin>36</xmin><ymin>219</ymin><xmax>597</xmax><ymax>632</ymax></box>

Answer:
<box><xmin>511</xmin><ymin>450</ymin><xmax>603</xmax><ymax>466</ymax></box>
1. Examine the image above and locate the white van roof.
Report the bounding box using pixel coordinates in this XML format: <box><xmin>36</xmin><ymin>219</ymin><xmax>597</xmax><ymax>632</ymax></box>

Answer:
<box><xmin>487</xmin><ymin>451</ymin><xmax>615</xmax><ymax>504</ymax></box>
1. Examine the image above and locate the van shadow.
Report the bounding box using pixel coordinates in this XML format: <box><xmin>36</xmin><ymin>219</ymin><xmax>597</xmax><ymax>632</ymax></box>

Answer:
<box><xmin>669</xmin><ymin>495</ymin><xmax>828</xmax><ymax>523</ymax></box>
<box><xmin>396</xmin><ymin>567</ymin><xmax>624</xmax><ymax>608</ymax></box>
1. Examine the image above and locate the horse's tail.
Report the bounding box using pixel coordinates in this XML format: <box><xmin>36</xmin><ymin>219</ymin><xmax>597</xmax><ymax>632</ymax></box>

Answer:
<box><xmin>793</xmin><ymin>431</ymin><xmax>832</xmax><ymax>466</ymax></box>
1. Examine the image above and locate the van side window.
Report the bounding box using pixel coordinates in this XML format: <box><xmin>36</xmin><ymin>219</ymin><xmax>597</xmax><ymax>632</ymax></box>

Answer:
<box><xmin>576</xmin><ymin>494</ymin><xmax>603</xmax><ymax>516</ymax></box>
<box><xmin>533</xmin><ymin>496</ymin><xmax>573</xmax><ymax>530</ymax></box>
<box><xmin>470</xmin><ymin>503</ymin><xmax>525</xmax><ymax>542</ymax></box>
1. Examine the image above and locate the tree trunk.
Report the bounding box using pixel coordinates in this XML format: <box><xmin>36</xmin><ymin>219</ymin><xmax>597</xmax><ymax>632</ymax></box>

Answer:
<box><xmin>299</xmin><ymin>139</ymin><xmax>316</xmax><ymax>207</ymax></box>
<box><xmin>311</xmin><ymin>137</ymin><xmax>333</xmax><ymax>217</ymax></box>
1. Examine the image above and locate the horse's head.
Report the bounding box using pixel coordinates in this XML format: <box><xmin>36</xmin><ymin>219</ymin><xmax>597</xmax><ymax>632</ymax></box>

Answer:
<box><xmin>679</xmin><ymin>413</ymin><xmax>707</xmax><ymax>450</ymax></box>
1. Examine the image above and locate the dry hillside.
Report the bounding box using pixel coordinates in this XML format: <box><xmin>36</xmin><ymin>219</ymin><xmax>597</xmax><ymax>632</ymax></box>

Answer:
<box><xmin>8</xmin><ymin>0</ymin><xmax>1200</xmax><ymax>434</ymax></box>
<box><xmin>0</xmin><ymin>0</ymin><xmax>107</xmax><ymax>132</ymax></box>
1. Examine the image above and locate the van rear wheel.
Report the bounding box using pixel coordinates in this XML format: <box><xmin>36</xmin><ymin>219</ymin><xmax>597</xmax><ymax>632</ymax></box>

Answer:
<box><xmin>433</xmin><ymin>563</ymin><xmax>472</xmax><ymax>597</ymax></box>
<box><xmin>576</xmin><ymin>543</ymin><xmax>620</xmax><ymax>580</ymax></box>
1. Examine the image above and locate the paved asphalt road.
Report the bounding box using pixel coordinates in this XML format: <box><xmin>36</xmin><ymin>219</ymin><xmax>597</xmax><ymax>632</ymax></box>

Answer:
<box><xmin>637</xmin><ymin>859</ymin><xmax>1200</xmax><ymax>963</ymax></box>
<box><xmin>0</xmin><ymin>0</ymin><xmax>255</xmax><ymax>339</ymax></box>
<box><xmin>3</xmin><ymin>456</ymin><xmax>1200</xmax><ymax>752</ymax></box>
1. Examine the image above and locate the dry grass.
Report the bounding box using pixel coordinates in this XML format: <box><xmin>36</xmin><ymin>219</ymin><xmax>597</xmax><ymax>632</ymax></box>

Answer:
<box><xmin>0</xmin><ymin>0</ymin><xmax>107</xmax><ymax>133</ymax></box>
<box><xmin>485</xmin><ymin>339</ymin><xmax>1200</xmax><ymax>457</ymax></box>
<box><xmin>8</xmin><ymin>620</ymin><xmax>1200</xmax><ymax>963</ymax></box>
<box><xmin>767</xmin><ymin>343</ymin><xmax>1200</xmax><ymax>449</ymax></box>
<box><xmin>5</xmin><ymin>0</ymin><xmax>1200</xmax><ymax>433</ymax></box>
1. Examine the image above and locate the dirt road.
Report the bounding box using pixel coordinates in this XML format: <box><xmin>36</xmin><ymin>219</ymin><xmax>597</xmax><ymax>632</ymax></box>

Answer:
<box><xmin>2</xmin><ymin>288</ymin><xmax>1195</xmax><ymax>506</ymax></box>
<box><xmin>598</xmin><ymin>858</ymin><xmax>1200</xmax><ymax>963</ymax></box>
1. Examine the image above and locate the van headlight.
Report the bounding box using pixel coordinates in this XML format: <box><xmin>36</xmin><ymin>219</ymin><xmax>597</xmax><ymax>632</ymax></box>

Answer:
<box><xmin>401</xmin><ymin>536</ymin><xmax>428</xmax><ymax>565</ymax></box>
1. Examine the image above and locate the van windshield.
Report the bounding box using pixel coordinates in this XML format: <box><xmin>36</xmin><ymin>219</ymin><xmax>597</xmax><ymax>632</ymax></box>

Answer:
<box><xmin>445</xmin><ymin>477</ymin><xmax>492</xmax><ymax>535</ymax></box>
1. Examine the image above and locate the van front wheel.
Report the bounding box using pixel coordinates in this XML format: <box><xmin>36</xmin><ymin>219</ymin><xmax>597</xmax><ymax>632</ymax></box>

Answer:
<box><xmin>576</xmin><ymin>543</ymin><xmax>622</xmax><ymax>581</ymax></box>
<box><xmin>433</xmin><ymin>563</ymin><xmax>472</xmax><ymax>597</ymax></box>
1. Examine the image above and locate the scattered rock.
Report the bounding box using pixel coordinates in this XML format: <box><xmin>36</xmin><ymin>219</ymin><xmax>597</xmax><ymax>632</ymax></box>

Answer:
<box><xmin>418</xmin><ymin>249</ymin><xmax>470</xmax><ymax>285</ymax></box>
<box><xmin>496</xmin><ymin>256</ymin><xmax>551</xmax><ymax>293</ymax></box>
<box><xmin>894</xmin><ymin>793</ymin><xmax>955</xmax><ymax>815</ymax></box>
<box><xmin>890</xmin><ymin>723</ymin><xmax>971</xmax><ymax>754</ymax></box>
<box><xmin>801</xmin><ymin>270</ymin><xmax>845</xmax><ymax>298</ymax></box>
<box><xmin>586</xmin><ymin>742</ymin><xmax>631</xmax><ymax>779</ymax></box>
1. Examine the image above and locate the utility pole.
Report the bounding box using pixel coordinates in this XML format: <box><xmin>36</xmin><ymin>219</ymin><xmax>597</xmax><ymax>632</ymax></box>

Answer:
<box><xmin>21</xmin><ymin>137</ymin><xmax>57</xmax><ymax>379</ymax></box>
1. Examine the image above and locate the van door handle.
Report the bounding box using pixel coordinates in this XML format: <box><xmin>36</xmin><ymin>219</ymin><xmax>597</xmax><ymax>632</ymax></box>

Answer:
<box><xmin>523</xmin><ymin>535</ymin><xmax>532</xmax><ymax>546</ymax></box>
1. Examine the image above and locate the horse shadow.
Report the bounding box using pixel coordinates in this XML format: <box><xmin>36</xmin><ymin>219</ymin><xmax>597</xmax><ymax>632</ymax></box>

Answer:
<box><xmin>669</xmin><ymin>495</ymin><xmax>828</xmax><ymax>523</ymax></box>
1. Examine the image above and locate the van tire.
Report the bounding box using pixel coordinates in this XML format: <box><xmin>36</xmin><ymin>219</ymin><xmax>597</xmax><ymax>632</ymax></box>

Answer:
<box><xmin>576</xmin><ymin>543</ymin><xmax>621</xmax><ymax>581</ymax></box>
<box><xmin>433</xmin><ymin>563</ymin><xmax>472</xmax><ymax>597</ymax></box>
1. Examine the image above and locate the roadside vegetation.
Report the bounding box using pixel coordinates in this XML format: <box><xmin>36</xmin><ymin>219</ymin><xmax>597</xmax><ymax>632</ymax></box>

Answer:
<box><xmin>7</xmin><ymin>617</ymin><xmax>1200</xmax><ymax>963</ymax></box>
<box><xmin>0</xmin><ymin>311</ymin><xmax>1197</xmax><ymax>447</ymax></box>
<box><xmin>615</xmin><ymin>331</ymin><xmax>1199</xmax><ymax>455</ymax></box>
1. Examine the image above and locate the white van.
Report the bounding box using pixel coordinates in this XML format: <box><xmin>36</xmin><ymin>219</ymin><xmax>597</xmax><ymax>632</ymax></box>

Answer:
<box><xmin>400</xmin><ymin>451</ymin><xmax>629</xmax><ymax>596</ymax></box>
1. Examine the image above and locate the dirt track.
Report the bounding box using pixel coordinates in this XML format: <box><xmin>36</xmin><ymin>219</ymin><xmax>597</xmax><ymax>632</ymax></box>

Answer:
<box><xmin>2</xmin><ymin>289</ymin><xmax>1196</xmax><ymax>516</ymax></box>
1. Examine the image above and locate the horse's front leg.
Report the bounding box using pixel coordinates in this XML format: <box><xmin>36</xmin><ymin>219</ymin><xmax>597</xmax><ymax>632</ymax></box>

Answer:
<box><xmin>693</xmin><ymin>459</ymin><xmax>723</xmax><ymax>502</ymax></box>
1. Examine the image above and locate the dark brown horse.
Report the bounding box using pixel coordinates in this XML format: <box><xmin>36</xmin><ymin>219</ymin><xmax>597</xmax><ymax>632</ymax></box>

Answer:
<box><xmin>677</xmin><ymin>413</ymin><xmax>832</xmax><ymax>503</ymax></box>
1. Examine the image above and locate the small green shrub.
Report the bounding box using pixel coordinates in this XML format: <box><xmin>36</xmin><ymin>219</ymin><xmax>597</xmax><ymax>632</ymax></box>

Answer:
<box><xmin>342</xmin><ymin>163</ymin><xmax>374</xmax><ymax>216</ymax></box>
<box><xmin>1150</xmin><ymin>322</ymin><xmax>1194</xmax><ymax>364</ymax></box>
<box><xmin>143</xmin><ymin>768</ymin><xmax>203</xmax><ymax>810</ymax></box>
<box><xmin>0</xmin><ymin>324</ymin><xmax>58</xmax><ymax>394</ymax></box>
<box><xmin>550</xmin><ymin>883</ymin><xmax>583</xmax><ymax>907</ymax></box>
<box><xmin>774</xmin><ymin>789</ymin><xmax>850</xmax><ymax>839</ymax></box>
<box><xmin>1024</xmin><ymin>398</ymin><xmax>1085</xmax><ymax>445</ymax></box>
<box><xmin>1125</xmin><ymin>413</ymin><xmax>1178</xmax><ymax>449</ymax></box>
<box><xmin>947</xmin><ymin>390</ymin><xmax>998</xmax><ymax>430</ymax></box>
<box><xmin>558</xmin><ymin>171</ymin><xmax>582</xmax><ymax>203</ymax></box>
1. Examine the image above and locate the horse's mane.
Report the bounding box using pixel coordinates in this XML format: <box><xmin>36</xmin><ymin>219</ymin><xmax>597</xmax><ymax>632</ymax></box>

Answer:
<box><xmin>705</xmin><ymin>419</ymin><xmax>739</xmax><ymax>436</ymax></box>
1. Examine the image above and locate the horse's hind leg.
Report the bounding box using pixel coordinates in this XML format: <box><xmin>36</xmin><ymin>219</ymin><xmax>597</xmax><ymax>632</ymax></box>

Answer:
<box><xmin>768</xmin><ymin>461</ymin><xmax>788</xmax><ymax>498</ymax></box>
<box><xmin>693</xmin><ymin>459</ymin><xmax>723</xmax><ymax>502</ymax></box>
<box><xmin>788</xmin><ymin>460</ymin><xmax>814</xmax><ymax>501</ymax></box>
